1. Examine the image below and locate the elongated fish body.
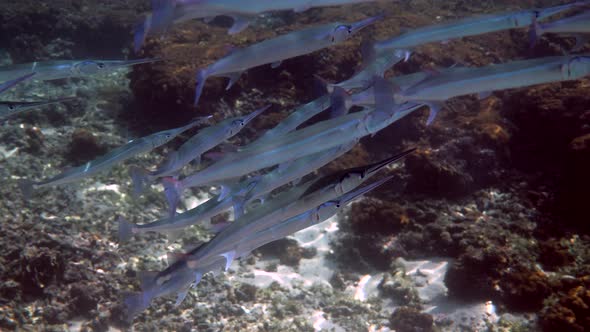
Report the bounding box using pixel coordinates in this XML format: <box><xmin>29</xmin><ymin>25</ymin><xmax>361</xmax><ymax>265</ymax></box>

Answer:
<box><xmin>135</xmin><ymin>0</ymin><xmax>383</xmax><ymax>51</ymax></box>
<box><xmin>183</xmin><ymin>150</ymin><xmax>414</xmax><ymax>271</ymax></box>
<box><xmin>249</xmin><ymin>95</ymin><xmax>331</xmax><ymax>147</ymax></box>
<box><xmin>328</xmin><ymin>49</ymin><xmax>411</xmax><ymax>94</ymax></box>
<box><xmin>0</xmin><ymin>59</ymin><xmax>159</xmax><ymax>82</ymax></box>
<box><xmin>194</xmin><ymin>16</ymin><xmax>381</xmax><ymax>106</ymax></box>
<box><xmin>374</xmin><ymin>2</ymin><xmax>588</xmax><ymax>54</ymax></box>
<box><xmin>122</xmin><ymin>194</ymin><xmax>232</xmax><ymax>239</ymax></box>
<box><xmin>539</xmin><ymin>11</ymin><xmax>590</xmax><ymax>34</ymax></box>
<box><xmin>179</xmin><ymin>110</ymin><xmax>370</xmax><ymax>189</ymax></box>
<box><xmin>531</xmin><ymin>11</ymin><xmax>590</xmax><ymax>49</ymax></box>
<box><xmin>128</xmin><ymin>141</ymin><xmax>357</xmax><ymax>239</ymax></box>
<box><xmin>242</xmin><ymin>175</ymin><xmax>394</xmax><ymax>256</ymax></box>
<box><xmin>238</xmin><ymin>140</ymin><xmax>358</xmax><ymax>209</ymax></box>
<box><xmin>125</xmin><ymin>174</ymin><xmax>396</xmax><ymax>317</ymax></box>
<box><xmin>19</xmin><ymin>118</ymin><xmax>206</xmax><ymax>197</ymax></box>
<box><xmin>0</xmin><ymin>73</ymin><xmax>35</xmax><ymax>94</ymax></box>
<box><xmin>396</xmin><ymin>55</ymin><xmax>590</xmax><ymax>104</ymax></box>
<box><xmin>0</xmin><ymin>97</ymin><xmax>75</xmax><ymax>120</ymax></box>
<box><xmin>131</xmin><ymin>107</ymin><xmax>267</xmax><ymax>195</ymax></box>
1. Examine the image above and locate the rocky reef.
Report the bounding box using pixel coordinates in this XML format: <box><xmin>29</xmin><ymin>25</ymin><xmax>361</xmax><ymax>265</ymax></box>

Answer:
<box><xmin>1</xmin><ymin>0</ymin><xmax>590</xmax><ymax>331</ymax></box>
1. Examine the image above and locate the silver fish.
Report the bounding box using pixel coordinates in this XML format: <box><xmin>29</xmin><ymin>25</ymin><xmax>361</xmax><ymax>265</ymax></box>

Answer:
<box><xmin>18</xmin><ymin>117</ymin><xmax>209</xmax><ymax>198</ymax></box>
<box><xmin>0</xmin><ymin>72</ymin><xmax>35</xmax><ymax>94</ymax></box>
<box><xmin>193</xmin><ymin>15</ymin><xmax>381</xmax><ymax>106</ymax></box>
<box><xmin>183</xmin><ymin>149</ymin><xmax>415</xmax><ymax>272</ymax></box>
<box><xmin>122</xmin><ymin>156</ymin><xmax>406</xmax><ymax>318</ymax></box>
<box><xmin>130</xmin><ymin>105</ymin><xmax>269</xmax><ymax>195</ymax></box>
<box><xmin>135</xmin><ymin>0</ymin><xmax>386</xmax><ymax>51</ymax></box>
<box><xmin>0</xmin><ymin>97</ymin><xmax>76</xmax><ymax>120</ymax></box>
<box><xmin>530</xmin><ymin>10</ymin><xmax>590</xmax><ymax>50</ymax></box>
<box><xmin>393</xmin><ymin>55</ymin><xmax>590</xmax><ymax>124</ymax></box>
<box><xmin>0</xmin><ymin>59</ymin><xmax>160</xmax><ymax>82</ymax></box>
<box><xmin>374</xmin><ymin>2</ymin><xmax>589</xmax><ymax>55</ymax></box>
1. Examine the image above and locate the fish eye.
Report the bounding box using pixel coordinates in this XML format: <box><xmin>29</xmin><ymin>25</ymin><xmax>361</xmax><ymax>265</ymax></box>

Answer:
<box><xmin>331</xmin><ymin>25</ymin><xmax>352</xmax><ymax>43</ymax></box>
<box><xmin>8</xmin><ymin>104</ymin><xmax>15</xmax><ymax>110</ymax></box>
<box><xmin>97</xmin><ymin>62</ymin><xmax>105</xmax><ymax>69</ymax></box>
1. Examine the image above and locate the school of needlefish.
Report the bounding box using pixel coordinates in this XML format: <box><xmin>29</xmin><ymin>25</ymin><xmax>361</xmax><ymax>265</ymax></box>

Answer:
<box><xmin>2</xmin><ymin>0</ymin><xmax>590</xmax><ymax>320</ymax></box>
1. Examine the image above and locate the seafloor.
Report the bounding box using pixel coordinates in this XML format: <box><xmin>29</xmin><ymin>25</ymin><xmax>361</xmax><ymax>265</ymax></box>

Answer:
<box><xmin>1</xmin><ymin>0</ymin><xmax>590</xmax><ymax>331</ymax></box>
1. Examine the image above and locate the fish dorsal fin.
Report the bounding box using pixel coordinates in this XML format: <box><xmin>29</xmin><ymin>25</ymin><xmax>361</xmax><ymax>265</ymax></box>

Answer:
<box><xmin>228</xmin><ymin>15</ymin><xmax>252</xmax><ymax>35</ymax></box>
<box><xmin>175</xmin><ymin>287</ymin><xmax>190</xmax><ymax>306</ymax></box>
<box><xmin>220</xmin><ymin>250</ymin><xmax>236</xmax><ymax>271</ymax></box>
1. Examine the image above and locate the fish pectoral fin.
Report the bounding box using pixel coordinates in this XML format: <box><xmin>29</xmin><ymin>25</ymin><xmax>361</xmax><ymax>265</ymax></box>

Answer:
<box><xmin>174</xmin><ymin>287</ymin><xmax>190</xmax><ymax>306</ymax></box>
<box><xmin>232</xmin><ymin>198</ymin><xmax>245</xmax><ymax>219</ymax></box>
<box><xmin>195</xmin><ymin>272</ymin><xmax>203</xmax><ymax>285</ymax></box>
<box><xmin>220</xmin><ymin>250</ymin><xmax>236</xmax><ymax>271</ymax></box>
<box><xmin>330</xmin><ymin>86</ymin><xmax>352</xmax><ymax>118</ymax></box>
<box><xmin>228</xmin><ymin>15</ymin><xmax>252</xmax><ymax>35</ymax></box>
<box><xmin>223</xmin><ymin>71</ymin><xmax>244</xmax><ymax>90</ymax></box>
<box><xmin>217</xmin><ymin>184</ymin><xmax>232</xmax><ymax>201</ymax></box>
<box><xmin>271</xmin><ymin>61</ymin><xmax>282</xmax><ymax>69</ymax></box>
<box><xmin>425</xmin><ymin>102</ymin><xmax>444</xmax><ymax>126</ymax></box>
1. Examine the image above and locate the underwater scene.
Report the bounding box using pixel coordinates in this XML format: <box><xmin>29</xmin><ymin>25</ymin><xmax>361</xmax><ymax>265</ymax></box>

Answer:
<box><xmin>2</xmin><ymin>0</ymin><xmax>590</xmax><ymax>331</ymax></box>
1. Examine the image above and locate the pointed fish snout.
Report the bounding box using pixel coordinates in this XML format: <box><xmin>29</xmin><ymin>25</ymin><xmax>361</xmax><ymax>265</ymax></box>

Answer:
<box><xmin>341</xmin><ymin>175</ymin><xmax>394</xmax><ymax>205</ymax></box>
<box><xmin>350</xmin><ymin>15</ymin><xmax>384</xmax><ymax>34</ymax></box>
<box><xmin>243</xmin><ymin>105</ymin><xmax>271</xmax><ymax>124</ymax></box>
<box><xmin>112</xmin><ymin>58</ymin><xmax>163</xmax><ymax>68</ymax></box>
<box><xmin>364</xmin><ymin>147</ymin><xmax>416</xmax><ymax>176</ymax></box>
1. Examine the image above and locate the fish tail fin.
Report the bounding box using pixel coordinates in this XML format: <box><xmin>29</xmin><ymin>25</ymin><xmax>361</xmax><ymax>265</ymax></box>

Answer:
<box><xmin>162</xmin><ymin>177</ymin><xmax>182</xmax><ymax>218</ymax></box>
<box><xmin>194</xmin><ymin>69</ymin><xmax>208</xmax><ymax>107</ymax></box>
<box><xmin>117</xmin><ymin>215</ymin><xmax>135</xmax><ymax>243</ymax></box>
<box><xmin>129</xmin><ymin>166</ymin><xmax>151</xmax><ymax>197</ymax></box>
<box><xmin>313</xmin><ymin>74</ymin><xmax>334</xmax><ymax>95</ymax></box>
<box><xmin>150</xmin><ymin>0</ymin><xmax>177</xmax><ymax>32</ymax></box>
<box><xmin>232</xmin><ymin>196</ymin><xmax>246</xmax><ymax>220</ymax></box>
<box><xmin>330</xmin><ymin>86</ymin><xmax>352</xmax><ymax>118</ymax></box>
<box><xmin>133</xmin><ymin>14</ymin><xmax>152</xmax><ymax>53</ymax></box>
<box><xmin>18</xmin><ymin>179</ymin><xmax>34</xmax><ymax>200</ymax></box>
<box><xmin>529</xmin><ymin>16</ymin><xmax>542</xmax><ymax>48</ymax></box>
<box><xmin>123</xmin><ymin>291</ymin><xmax>152</xmax><ymax>319</ymax></box>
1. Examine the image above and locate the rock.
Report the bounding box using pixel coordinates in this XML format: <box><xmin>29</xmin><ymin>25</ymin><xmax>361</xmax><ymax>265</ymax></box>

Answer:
<box><xmin>66</xmin><ymin>129</ymin><xmax>107</xmax><ymax>164</ymax></box>
<box><xmin>235</xmin><ymin>284</ymin><xmax>258</xmax><ymax>302</ymax></box>
<box><xmin>389</xmin><ymin>307</ymin><xmax>434</xmax><ymax>332</ymax></box>
<box><xmin>540</xmin><ymin>276</ymin><xmax>590</xmax><ymax>332</ymax></box>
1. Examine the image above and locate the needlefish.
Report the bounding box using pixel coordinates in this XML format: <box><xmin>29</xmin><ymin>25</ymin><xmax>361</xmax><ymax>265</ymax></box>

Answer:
<box><xmin>0</xmin><ymin>97</ymin><xmax>76</xmax><ymax>120</ymax></box>
<box><xmin>193</xmin><ymin>15</ymin><xmax>381</xmax><ymax>106</ymax></box>
<box><xmin>18</xmin><ymin>117</ymin><xmax>209</xmax><ymax>198</ymax></box>
<box><xmin>163</xmin><ymin>98</ymin><xmax>424</xmax><ymax>208</ymax></box>
<box><xmin>174</xmin><ymin>150</ymin><xmax>414</xmax><ymax>274</ymax></box>
<box><xmin>123</xmin><ymin>157</ymin><xmax>405</xmax><ymax>317</ymax></box>
<box><xmin>391</xmin><ymin>55</ymin><xmax>590</xmax><ymax>125</ymax></box>
<box><xmin>0</xmin><ymin>72</ymin><xmax>35</xmax><ymax>95</ymax></box>
<box><xmin>0</xmin><ymin>59</ymin><xmax>160</xmax><ymax>82</ymax></box>
<box><xmin>119</xmin><ymin>139</ymin><xmax>360</xmax><ymax>241</ymax></box>
<box><xmin>374</xmin><ymin>2</ymin><xmax>589</xmax><ymax>56</ymax></box>
<box><xmin>530</xmin><ymin>10</ymin><xmax>590</xmax><ymax>50</ymax></box>
<box><xmin>129</xmin><ymin>105</ymin><xmax>269</xmax><ymax>196</ymax></box>
<box><xmin>135</xmin><ymin>0</ymin><xmax>385</xmax><ymax>51</ymax></box>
